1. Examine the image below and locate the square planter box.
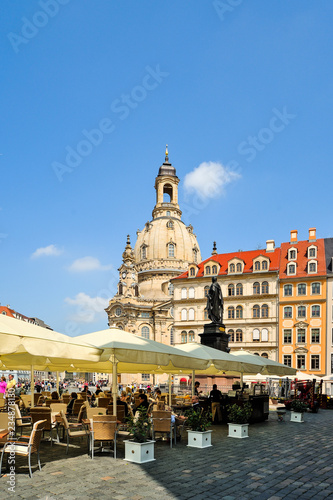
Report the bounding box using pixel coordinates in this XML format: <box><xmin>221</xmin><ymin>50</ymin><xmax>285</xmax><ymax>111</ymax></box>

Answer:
<box><xmin>228</xmin><ymin>423</ymin><xmax>249</xmax><ymax>439</ymax></box>
<box><xmin>290</xmin><ymin>411</ymin><xmax>304</xmax><ymax>423</ymax></box>
<box><xmin>124</xmin><ymin>440</ymin><xmax>156</xmax><ymax>463</ymax></box>
<box><xmin>187</xmin><ymin>430</ymin><xmax>212</xmax><ymax>448</ymax></box>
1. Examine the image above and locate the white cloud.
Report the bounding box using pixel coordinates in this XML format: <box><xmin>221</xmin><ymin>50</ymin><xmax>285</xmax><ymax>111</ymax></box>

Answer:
<box><xmin>65</xmin><ymin>292</ymin><xmax>109</xmax><ymax>323</ymax></box>
<box><xmin>68</xmin><ymin>256</ymin><xmax>112</xmax><ymax>272</ymax></box>
<box><xmin>184</xmin><ymin>161</ymin><xmax>241</xmax><ymax>200</ymax></box>
<box><xmin>31</xmin><ymin>244</ymin><xmax>63</xmax><ymax>259</ymax></box>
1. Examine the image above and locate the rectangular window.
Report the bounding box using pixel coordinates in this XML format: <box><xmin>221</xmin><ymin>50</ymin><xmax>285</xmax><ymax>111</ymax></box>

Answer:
<box><xmin>284</xmin><ymin>307</ymin><xmax>292</xmax><ymax>319</ymax></box>
<box><xmin>297</xmin><ymin>329</ymin><xmax>306</xmax><ymax>344</ymax></box>
<box><xmin>311</xmin><ymin>355</ymin><xmax>320</xmax><ymax>370</ymax></box>
<box><xmin>311</xmin><ymin>328</ymin><xmax>320</xmax><ymax>343</ymax></box>
<box><xmin>283</xmin><ymin>329</ymin><xmax>292</xmax><ymax>344</ymax></box>
<box><xmin>331</xmin><ymin>354</ymin><xmax>333</xmax><ymax>374</ymax></box>
<box><xmin>142</xmin><ymin>374</ymin><xmax>150</xmax><ymax>381</ymax></box>
<box><xmin>297</xmin><ymin>355</ymin><xmax>306</xmax><ymax>370</ymax></box>
<box><xmin>141</xmin><ymin>312</ymin><xmax>150</xmax><ymax>318</ymax></box>
<box><xmin>283</xmin><ymin>355</ymin><xmax>292</xmax><ymax>367</ymax></box>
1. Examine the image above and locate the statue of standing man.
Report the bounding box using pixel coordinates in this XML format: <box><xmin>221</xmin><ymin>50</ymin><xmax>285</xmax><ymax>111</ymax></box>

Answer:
<box><xmin>206</xmin><ymin>276</ymin><xmax>224</xmax><ymax>324</ymax></box>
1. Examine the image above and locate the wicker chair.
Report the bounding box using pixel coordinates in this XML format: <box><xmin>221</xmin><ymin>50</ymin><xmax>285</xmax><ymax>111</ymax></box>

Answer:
<box><xmin>107</xmin><ymin>405</ymin><xmax>126</xmax><ymax>422</ymax></box>
<box><xmin>59</xmin><ymin>411</ymin><xmax>90</xmax><ymax>455</ymax></box>
<box><xmin>0</xmin><ymin>419</ymin><xmax>46</xmax><ymax>478</ymax></box>
<box><xmin>152</xmin><ymin>410</ymin><xmax>176</xmax><ymax>448</ymax></box>
<box><xmin>96</xmin><ymin>397</ymin><xmax>110</xmax><ymax>408</ymax></box>
<box><xmin>20</xmin><ymin>395</ymin><xmax>32</xmax><ymax>413</ymax></box>
<box><xmin>14</xmin><ymin>404</ymin><xmax>32</xmax><ymax>436</ymax></box>
<box><xmin>86</xmin><ymin>407</ymin><xmax>106</xmax><ymax>419</ymax></box>
<box><xmin>62</xmin><ymin>394</ymin><xmax>71</xmax><ymax>405</ymax></box>
<box><xmin>30</xmin><ymin>408</ymin><xmax>56</xmax><ymax>445</ymax></box>
<box><xmin>90</xmin><ymin>415</ymin><xmax>117</xmax><ymax>459</ymax></box>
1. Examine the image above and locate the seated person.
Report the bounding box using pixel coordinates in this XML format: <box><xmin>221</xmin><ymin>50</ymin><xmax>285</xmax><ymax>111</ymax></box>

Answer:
<box><xmin>81</xmin><ymin>386</ymin><xmax>92</xmax><ymax>396</ymax></box>
<box><xmin>51</xmin><ymin>391</ymin><xmax>60</xmax><ymax>400</ymax></box>
<box><xmin>117</xmin><ymin>396</ymin><xmax>129</xmax><ymax>417</ymax></box>
<box><xmin>67</xmin><ymin>392</ymin><xmax>78</xmax><ymax>414</ymax></box>
<box><xmin>154</xmin><ymin>388</ymin><xmax>162</xmax><ymax>401</ymax></box>
<box><xmin>134</xmin><ymin>394</ymin><xmax>150</xmax><ymax>415</ymax></box>
<box><xmin>191</xmin><ymin>395</ymin><xmax>201</xmax><ymax>412</ymax></box>
<box><xmin>95</xmin><ymin>385</ymin><xmax>103</xmax><ymax>396</ymax></box>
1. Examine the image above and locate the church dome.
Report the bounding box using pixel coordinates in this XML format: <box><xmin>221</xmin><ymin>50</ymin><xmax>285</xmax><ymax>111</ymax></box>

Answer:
<box><xmin>134</xmin><ymin>217</ymin><xmax>201</xmax><ymax>271</ymax></box>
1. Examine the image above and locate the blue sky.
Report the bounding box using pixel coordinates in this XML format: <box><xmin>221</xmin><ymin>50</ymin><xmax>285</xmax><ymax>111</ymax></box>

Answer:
<box><xmin>1</xmin><ymin>1</ymin><xmax>333</xmax><ymax>335</ymax></box>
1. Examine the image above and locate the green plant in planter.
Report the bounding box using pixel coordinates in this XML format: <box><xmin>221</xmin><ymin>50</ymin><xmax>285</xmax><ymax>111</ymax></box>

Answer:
<box><xmin>227</xmin><ymin>403</ymin><xmax>252</xmax><ymax>424</ymax></box>
<box><xmin>185</xmin><ymin>408</ymin><xmax>212</xmax><ymax>432</ymax></box>
<box><xmin>125</xmin><ymin>408</ymin><xmax>152</xmax><ymax>443</ymax></box>
<box><xmin>290</xmin><ymin>400</ymin><xmax>308</xmax><ymax>413</ymax></box>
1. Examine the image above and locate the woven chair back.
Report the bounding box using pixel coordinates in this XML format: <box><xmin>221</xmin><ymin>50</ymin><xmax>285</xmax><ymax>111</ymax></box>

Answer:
<box><xmin>30</xmin><ymin>419</ymin><xmax>46</xmax><ymax>454</ymax></box>
<box><xmin>30</xmin><ymin>408</ymin><xmax>52</xmax><ymax>430</ymax></box>
<box><xmin>92</xmin><ymin>415</ymin><xmax>117</xmax><ymax>441</ymax></box>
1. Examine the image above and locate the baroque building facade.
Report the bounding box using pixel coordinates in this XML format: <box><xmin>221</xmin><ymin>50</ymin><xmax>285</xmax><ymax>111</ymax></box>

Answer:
<box><xmin>278</xmin><ymin>229</ymin><xmax>327</xmax><ymax>377</ymax></box>
<box><xmin>171</xmin><ymin>240</ymin><xmax>280</xmax><ymax>359</ymax></box>
<box><xmin>105</xmin><ymin>150</ymin><xmax>201</xmax><ymax>384</ymax></box>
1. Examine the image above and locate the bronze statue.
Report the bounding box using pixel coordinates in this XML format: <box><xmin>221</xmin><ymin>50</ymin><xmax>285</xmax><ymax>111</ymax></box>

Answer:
<box><xmin>206</xmin><ymin>276</ymin><xmax>224</xmax><ymax>324</ymax></box>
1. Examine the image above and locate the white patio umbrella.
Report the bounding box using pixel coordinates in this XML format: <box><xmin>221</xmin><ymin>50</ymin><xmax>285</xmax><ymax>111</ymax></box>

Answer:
<box><xmin>231</xmin><ymin>350</ymin><xmax>297</xmax><ymax>377</ymax></box>
<box><xmin>0</xmin><ymin>315</ymin><xmax>101</xmax><ymax>405</ymax></box>
<box><xmin>73</xmin><ymin>329</ymin><xmax>210</xmax><ymax>412</ymax></box>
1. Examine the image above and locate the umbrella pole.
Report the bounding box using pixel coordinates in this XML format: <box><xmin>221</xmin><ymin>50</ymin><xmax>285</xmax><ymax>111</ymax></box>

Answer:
<box><xmin>168</xmin><ymin>374</ymin><xmax>172</xmax><ymax>406</ymax></box>
<box><xmin>112</xmin><ymin>354</ymin><xmax>118</xmax><ymax>418</ymax></box>
<box><xmin>192</xmin><ymin>370</ymin><xmax>195</xmax><ymax>396</ymax></box>
<box><xmin>240</xmin><ymin>372</ymin><xmax>244</xmax><ymax>389</ymax></box>
<box><xmin>56</xmin><ymin>371</ymin><xmax>59</xmax><ymax>396</ymax></box>
<box><xmin>30</xmin><ymin>365</ymin><xmax>34</xmax><ymax>408</ymax></box>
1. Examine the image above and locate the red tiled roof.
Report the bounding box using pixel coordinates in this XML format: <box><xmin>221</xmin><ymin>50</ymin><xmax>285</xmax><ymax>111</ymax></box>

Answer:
<box><xmin>175</xmin><ymin>247</ymin><xmax>281</xmax><ymax>279</ymax></box>
<box><xmin>279</xmin><ymin>238</ymin><xmax>326</xmax><ymax>278</ymax></box>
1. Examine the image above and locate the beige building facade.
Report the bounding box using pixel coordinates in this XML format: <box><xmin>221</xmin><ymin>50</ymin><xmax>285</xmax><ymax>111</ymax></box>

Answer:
<box><xmin>171</xmin><ymin>241</ymin><xmax>281</xmax><ymax>360</ymax></box>
<box><xmin>105</xmin><ymin>150</ymin><xmax>201</xmax><ymax>385</ymax></box>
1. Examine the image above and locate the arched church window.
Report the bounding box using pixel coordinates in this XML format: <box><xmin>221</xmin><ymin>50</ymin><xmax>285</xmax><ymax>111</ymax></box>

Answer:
<box><xmin>168</xmin><ymin>243</ymin><xmax>175</xmax><ymax>257</ymax></box>
<box><xmin>141</xmin><ymin>326</ymin><xmax>149</xmax><ymax>339</ymax></box>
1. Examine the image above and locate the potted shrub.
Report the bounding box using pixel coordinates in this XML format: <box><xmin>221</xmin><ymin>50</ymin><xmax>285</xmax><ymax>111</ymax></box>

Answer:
<box><xmin>123</xmin><ymin>409</ymin><xmax>155</xmax><ymax>463</ymax></box>
<box><xmin>227</xmin><ymin>403</ymin><xmax>252</xmax><ymax>439</ymax></box>
<box><xmin>186</xmin><ymin>409</ymin><xmax>212</xmax><ymax>448</ymax></box>
<box><xmin>290</xmin><ymin>400</ymin><xmax>308</xmax><ymax>423</ymax></box>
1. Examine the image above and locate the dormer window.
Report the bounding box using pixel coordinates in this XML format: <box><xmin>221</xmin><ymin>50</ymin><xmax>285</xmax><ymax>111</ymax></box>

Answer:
<box><xmin>288</xmin><ymin>248</ymin><xmax>297</xmax><ymax>260</ymax></box>
<box><xmin>236</xmin><ymin>263</ymin><xmax>242</xmax><ymax>272</ymax></box>
<box><xmin>262</xmin><ymin>260</ymin><xmax>268</xmax><ymax>270</ymax></box>
<box><xmin>189</xmin><ymin>267</ymin><xmax>196</xmax><ymax>277</ymax></box>
<box><xmin>212</xmin><ymin>265</ymin><xmax>217</xmax><ymax>275</ymax></box>
<box><xmin>205</xmin><ymin>266</ymin><xmax>211</xmax><ymax>275</ymax></box>
<box><xmin>254</xmin><ymin>261</ymin><xmax>260</xmax><ymax>271</ymax></box>
<box><xmin>287</xmin><ymin>263</ymin><xmax>296</xmax><ymax>275</ymax></box>
<box><xmin>229</xmin><ymin>263</ymin><xmax>235</xmax><ymax>273</ymax></box>
<box><xmin>308</xmin><ymin>246</ymin><xmax>317</xmax><ymax>258</ymax></box>
<box><xmin>308</xmin><ymin>260</ymin><xmax>317</xmax><ymax>274</ymax></box>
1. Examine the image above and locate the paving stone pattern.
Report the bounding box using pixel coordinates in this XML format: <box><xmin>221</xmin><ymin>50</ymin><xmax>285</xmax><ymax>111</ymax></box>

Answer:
<box><xmin>3</xmin><ymin>410</ymin><xmax>333</xmax><ymax>500</ymax></box>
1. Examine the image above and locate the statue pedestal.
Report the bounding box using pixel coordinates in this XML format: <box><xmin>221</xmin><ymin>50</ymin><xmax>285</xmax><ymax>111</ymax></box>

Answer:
<box><xmin>199</xmin><ymin>323</ymin><xmax>230</xmax><ymax>353</ymax></box>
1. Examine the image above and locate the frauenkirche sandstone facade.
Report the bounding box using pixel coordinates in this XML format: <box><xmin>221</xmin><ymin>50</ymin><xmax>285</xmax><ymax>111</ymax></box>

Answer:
<box><xmin>105</xmin><ymin>150</ymin><xmax>201</xmax><ymax>383</ymax></box>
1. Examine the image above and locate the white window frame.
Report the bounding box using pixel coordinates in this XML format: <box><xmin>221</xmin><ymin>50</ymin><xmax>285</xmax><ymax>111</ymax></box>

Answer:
<box><xmin>297</xmin><ymin>283</ymin><xmax>306</xmax><ymax>296</ymax></box>
<box><xmin>296</xmin><ymin>354</ymin><xmax>306</xmax><ymax>370</ymax></box>
<box><xmin>181</xmin><ymin>288</ymin><xmax>187</xmax><ymax>299</ymax></box>
<box><xmin>288</xmin><ymin>247</ymin><xmax>297</xmax><ymax>260</ymax></box>
<box><xmin>310</xmin><ymin>354</ymin><xmax>320</xmax><ymax>371</ymax></box>
<box><xmin>253</xmin><ymin>328</ymin><xmax>260</xmax><ymax>341</ymax></box>
<box><xmin>310</xmin><ymin>328</ymin><xmax>320</xmax><ymax>344</ymax></box>
<box><xmin>311</xmin><ymin>304</ymin><xmax>321</xmax><ymax>318</ymax></box>
<box><xmin>283</xmin><ymin>329</ymin><xmax>292</xmax><ymax>344</ymax></box>
<box><xmin>283</xmin><ymin>306</ymin><xmax>292</xmax><ymax>319</ymax></box>
<box><xmin>261</xmin><ymin>328</ymin><xmax>268</xmax><ymax>342</ymax></box>
<box><xmin>287</xmin><ymin>262</ymin><xmax>296</xmax><ymax>275</ymax></box>
<box><xmin>181</xmin><ymin>309</ymin><xmax>187</xmax><ymax>321</ymax></box>
<box><xmin>283</xmin><ymin>284</ymin><xmax>293</xmax><ymax>297</ymax></box>
<box><xmin>311</xmin><ymin>282</ymin><xmax>321</xmax><ymax>295</ymax></box>
<box><xmin>308</xmin><ymin>245</ymin><xmax>317</xmax><ymax>259</ymax></box>
<box><xmin>308</xmin><ymin>260</ymin><xmax>317</xmax><ymax>274</ymax></box>
<box><xmin>188</xmin><ymin>308</ymin><xmax>195</xmax><ymax>321</ymax></box>
<box><xmin>189</xmin><ymin>287</ymin><xmax>195</xmax><ymax>299</ymax></box>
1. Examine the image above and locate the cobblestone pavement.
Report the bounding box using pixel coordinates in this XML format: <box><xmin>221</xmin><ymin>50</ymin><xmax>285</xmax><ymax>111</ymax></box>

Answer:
<box><xmin>3</xmin><ymin>409</ymin><xmax>333</xmax><ymax>500</ymax></box>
